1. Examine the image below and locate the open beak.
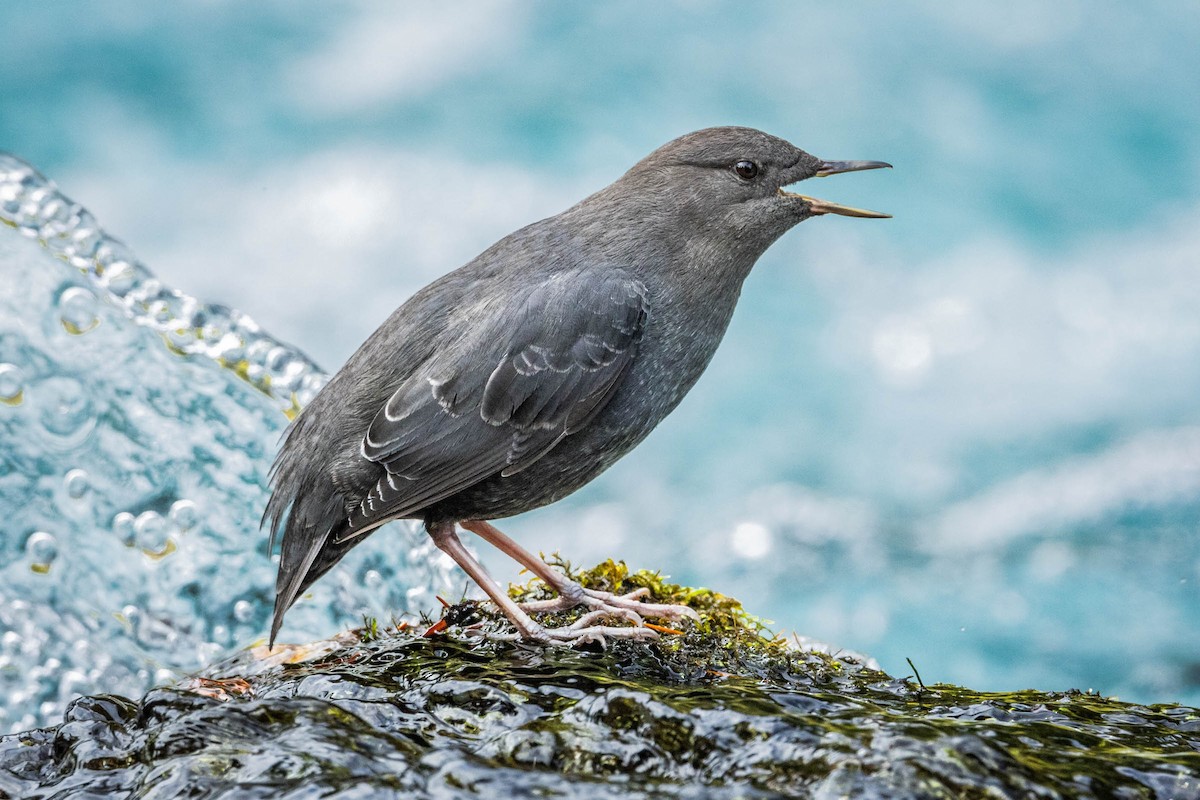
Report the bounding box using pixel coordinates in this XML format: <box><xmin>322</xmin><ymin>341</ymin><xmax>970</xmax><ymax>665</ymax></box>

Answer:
<box><xmin>781</xmin><ymin>158</ymin><xmax>892</xmax><ymax>219</ymax></box>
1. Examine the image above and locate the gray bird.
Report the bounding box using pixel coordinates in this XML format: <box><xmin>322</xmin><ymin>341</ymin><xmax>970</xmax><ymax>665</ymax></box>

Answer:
<box><xmin>264</xmin><ymin>126</ymin><xmax>889</xmax><ymax>645</ymax></box>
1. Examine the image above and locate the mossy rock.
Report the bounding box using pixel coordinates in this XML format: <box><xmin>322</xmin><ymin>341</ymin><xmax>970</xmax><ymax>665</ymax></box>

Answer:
<box><xmin>2</xmin><ymin>562</ymin><xmax>1198</xmax><ymax>798</ymax></box>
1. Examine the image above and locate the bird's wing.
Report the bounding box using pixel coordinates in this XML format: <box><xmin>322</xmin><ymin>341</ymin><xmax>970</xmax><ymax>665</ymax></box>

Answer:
<box><xmin>341</xmin><ymin>268</ymin><xmax>648</xmax><ymax>535</ymax></box>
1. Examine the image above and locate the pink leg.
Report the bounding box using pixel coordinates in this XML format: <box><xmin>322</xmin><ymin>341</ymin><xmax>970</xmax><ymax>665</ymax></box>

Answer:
<box><xmin>429</xmin><ymin>521</ymin><xmax>659</xmax><ymax>645</ymax></box>
<box><xmin>460</xmin><ymin>519</ymin><xmax>699</xmax><ymax>623</ymax></box>
<box><xmin>427</xmin><ymin>522</ymin><xmax>546</xmax><ymax>639</ymax></box>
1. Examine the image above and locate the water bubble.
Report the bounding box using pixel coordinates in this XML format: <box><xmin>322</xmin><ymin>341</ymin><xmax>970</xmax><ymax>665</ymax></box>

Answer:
<box><xmin>63</xmin><ymin>223</ymin><xmax>102</xmax><ymax>268</ymax></box>
<box><xmin>169</xmin><ymin>499</ymin><xmax>198</xmax><ymax>532</ymax></box>
<box><xmin>126</xmin><ymin>277</ymin><xmax>163</xmax><ymax>309</ymax></box>
<box><xmin>58</xmin><ymin>286</ymin><xmax>100</xmax><ymax>334</ymax></box>
<box><xmin>233</xmin><ymin>600</ymin><xmax>255</xmax><ymax>624</ymax></box>
<box><xmin>164</xmin><ymin>325</ymin><xmax>195</xmax><ymax>352</ymax></box>
<box><xmin>0</xmin><ymin>363</ymin><xmax>24</xmax><ymax>405</ymax></box>
<box><xmin>134</xmin><ymin>511</ymin><xmax>170</xmax><ymax>555</ymax></box>
<box><xmin>120</xmin><ymin>605</ymin><xmax>142</xmax><ymax>629</ymax></box>
<box><xmin>97</xmin><ymin>259</ymin><xmax>139</xmax><ymax>298</ymax></box>
<box><xmin>245</xmin><ymin>338</ymin><xmax>273</xmax><ymax>366</ymax></box>
<box><xmin>264</xmin><ymin>346</ymin><xmax>290</xmax><ymax>371</ymax></box>
<box><xmin>146</xmin><ymin>300</ymin><xmax>171</xmax><ymax>327</ymax></box>
<box><xmin>143</xmin><ymin>288</ymin><xmax>195</xmax><ymax>333</ymax></box>
<box><xmin>112</xmin><ymin>512</ymin><xmax>136</xmax><ymax>546</ymax></box>
<box><xmin>64</xmin><ymin>468</ymin><xmax>89</xmax><ymax>499</ymax></box>
<box><xmin>35</xmin><ymin>376</ymin><xmax>95</xmax><ymax>443</ymax></box>
<box><xmin>25</xmin><ymin>531</ymin><xmax>58</xmax><ymax>573</ymax></box>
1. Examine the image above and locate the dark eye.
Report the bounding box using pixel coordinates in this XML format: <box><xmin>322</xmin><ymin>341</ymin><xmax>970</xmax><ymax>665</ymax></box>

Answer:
<box><xmin>733</xmin><ymin>160</ymin><xmax>759</xmax><ymax>180</ymax></box>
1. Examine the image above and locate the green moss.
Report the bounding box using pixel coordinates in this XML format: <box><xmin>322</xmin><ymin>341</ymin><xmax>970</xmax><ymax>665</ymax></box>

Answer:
<box><xmin>511</xmin><ymin>557</ymin><xmax>777</xmax><ymax>639</ymax></box>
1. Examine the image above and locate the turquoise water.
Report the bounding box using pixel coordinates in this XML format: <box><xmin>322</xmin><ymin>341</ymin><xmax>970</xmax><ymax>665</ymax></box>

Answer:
<box><xmin>3</xmin><ymin>1</ymin><xmax>1200</xmax><ymax>716</ymax></box>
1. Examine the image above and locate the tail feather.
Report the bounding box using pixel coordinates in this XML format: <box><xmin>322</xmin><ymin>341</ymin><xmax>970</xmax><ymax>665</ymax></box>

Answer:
<box><xmin>262</xmin><ymin>406</ymin><xmax>354</xmax><ymax>647</ymax></box>
<box><xmin>262</xmin><ymin>411</ymin><xmax>316</xmax><ymax>555</ymax></box>
<box><xmin>269</xmin><ymin>517</ymin><xmax>381</xmax><ymax>646</ymax></box>
<box><xmin>270</xmin><ymin>532</ymin><xmax>326</xmax><ymax>646</ymax></box>
<box><xmin>266</xmin><ymin>488</ymin><xmax>356</xmax><ymax>648</ymax></box>
<box><xmin>263</xmin><ymin>389</ymin><xmax>390</xmax><ymax>647</ymax></box>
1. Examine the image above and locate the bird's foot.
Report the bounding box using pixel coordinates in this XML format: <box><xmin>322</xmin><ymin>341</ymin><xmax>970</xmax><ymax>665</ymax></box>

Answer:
<box><xmin>475</xmin><ymin>609</ymin><xmax>665</xmax><ymax>648</ymax></box>
<box><xmin>518</xmin><ymin>584</ymin><xmax>701</xmax><ymax>627</ymax></box>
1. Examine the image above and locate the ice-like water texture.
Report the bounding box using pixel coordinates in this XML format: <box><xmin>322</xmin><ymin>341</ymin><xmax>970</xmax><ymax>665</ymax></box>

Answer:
<box><xmin>0</xmin><ymin>155</ymin><xmax>458</xmax><ymax>734</ymax></box>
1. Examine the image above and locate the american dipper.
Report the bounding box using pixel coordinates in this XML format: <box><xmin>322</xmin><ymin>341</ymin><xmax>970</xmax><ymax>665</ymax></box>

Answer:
<box><xmin>265</xmin><ymin>126</ymin><xmax>889</xmax><ymax>645</ymax></box>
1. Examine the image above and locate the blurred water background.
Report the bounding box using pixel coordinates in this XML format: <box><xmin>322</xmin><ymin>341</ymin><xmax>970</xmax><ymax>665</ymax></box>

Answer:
<box><xmin>2</xmin><ymin>0</ymin><xmax>1199</xmax><ymax>728</ymax></box>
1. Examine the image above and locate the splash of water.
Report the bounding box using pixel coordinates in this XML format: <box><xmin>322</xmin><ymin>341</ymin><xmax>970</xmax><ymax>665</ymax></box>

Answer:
<box><xmin>0</xmin><ymin>154</ymin><xmax>459</xmax><ymax>734</ymax></box>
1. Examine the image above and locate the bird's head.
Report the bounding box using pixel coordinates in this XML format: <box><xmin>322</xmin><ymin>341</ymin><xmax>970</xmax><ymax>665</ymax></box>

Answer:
<box><xmin>618</xmin><ymin>126</ymin><xmax>890</xmax><ymax>256</ymax></box>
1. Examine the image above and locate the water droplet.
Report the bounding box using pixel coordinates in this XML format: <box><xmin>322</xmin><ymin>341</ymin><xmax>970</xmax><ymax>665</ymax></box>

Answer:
<box><xmin>363</xmin><ymin>569</ymin><xmax>384</xmax><ymax>590</ymax></box>
<box><xmin>97</xmin><ymin>259</ymin><xmax>139</xmax><ymax>298</ymax></box>
<box><xmin>35</xmin><ymin>376</ymin><xmax>95</xmax><ymax>444</ymax></box>
<box><xmin>164</xmin><ymin>326</ymin><xmax>195</xmax><ymax>352</ymax></box>
<box><xmin>264</xmin><ymin>346</ymin><xmax>290</xmax><ymax>371</ymax></box>
<box><xmin>112</xmin><ymin>512</ymin><xmax>136</xmax><ymax>546</ymax></box>
<box><xmin>25</xmin><ymin>531</ymin><xmax>58</xmax><ymax>573</ymax></box>
<box><xmin>64</xmin><ymin>469</ymin><xmax>89</xmax><ymax>499</ymax></box>
<box><xmin>0</xmin><ymin>363</ymin><xmax>24</xmax><ymax>406</ymax></box>
<box><xmin>134</xmin><ymin>511</ymin><xmax>169</xmax><ymax>554</ymax></box>
<box><xmin>63</xmin><ymin>223</ymin><xmax>102</xmax><ymax>268</ymax></box>
<box><xmin>169</xmin><ymin>499</ymin><xmax>198</xmax><ymax>531</ymax></box>
<box><xmin>233</xmin><ymin>600</ymin><xmax>255</xmax><ymax>623</ymax></box>
<box><xmin>58</xmin><ymin>286</ymin><xmax>100</xmax><ymax>334</ymax></box>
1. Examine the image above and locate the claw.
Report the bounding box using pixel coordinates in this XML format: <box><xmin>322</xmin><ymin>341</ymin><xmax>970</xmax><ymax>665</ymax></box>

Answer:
<box><xmin>517</xmin><ymin>585</ymin><xmax>698</xmax><ymax>626</ymax></box>
<box><xmin>547</xmin><ymin>625</ymin><xmax>659</xmax><ymax>645</ymax></box>
<box><xmin>477</xmin><ymin>620</ymin><xmax>661</xmax><ymax>647</ymax></box>
<box><xmin>453</xmin><ymin>521</ymin><xmax>698</xmax><ymax>645</ymax></box>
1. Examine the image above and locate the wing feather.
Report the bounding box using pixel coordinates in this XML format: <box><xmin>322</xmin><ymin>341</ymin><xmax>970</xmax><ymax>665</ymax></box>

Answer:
<box><xmin>340</xmin><ymin>269</ymin><xmax>648</xmax><ymax>536</ymax></box>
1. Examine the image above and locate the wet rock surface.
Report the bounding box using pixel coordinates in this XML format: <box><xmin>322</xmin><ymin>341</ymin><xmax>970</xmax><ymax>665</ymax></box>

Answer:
<box><xmin>3</xmin><ymin>565</ymin><xmax>1199</xmax><ymax>799</ymax></box>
